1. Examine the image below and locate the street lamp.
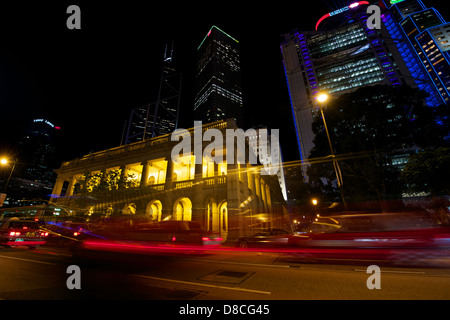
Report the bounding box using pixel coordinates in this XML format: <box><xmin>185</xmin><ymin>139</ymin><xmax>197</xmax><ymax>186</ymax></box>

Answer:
<box><xmin>0</xmin><ymin>157</ymin><xmax>17</xmax><ymax>193</ymax></box>
<box><xmin>315</xmin><ymin>93</ymin><xmax>348</xmax><ymax>212</ymax></box>
<box><xmin>312</xmin><ymin>198</ymin><xmax>319</xmax><ymax>216</ymax></box>
<box><xmin>317</xmin><ymin>93</ymin><xmax>328</xmax><ymax>103</ymax></box>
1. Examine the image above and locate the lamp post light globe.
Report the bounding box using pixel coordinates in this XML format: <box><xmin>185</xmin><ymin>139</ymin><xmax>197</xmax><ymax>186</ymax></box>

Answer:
<box><xmin>317</xmin><ymin>93</ymin><xmax>329</xmax><ymax>103</ymax></box>
<box><xmin>315</xmin><ymin>93</ymin><xmax>349</xmax><ymax>213</ymax></box>
<box><xmin>1</xmin><ymin>158</ymin><xmax>17</xmax><ymax>193</ymax></box>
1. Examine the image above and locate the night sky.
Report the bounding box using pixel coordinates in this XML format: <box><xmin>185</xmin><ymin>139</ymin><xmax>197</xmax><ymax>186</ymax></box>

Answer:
<box><xmin>0</xmin><ymin>1</ymin><xmax>448</xmax><ymax>167</ymax></box>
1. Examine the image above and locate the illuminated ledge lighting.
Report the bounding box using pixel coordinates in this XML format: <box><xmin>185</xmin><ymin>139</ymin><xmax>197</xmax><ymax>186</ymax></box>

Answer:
<box><xmin>197</xmin><ymin>25</ymin><xmax>239</xmax><ymax>51</ymax></box>
<box><xmin>315</xmin><ymin>1</ymin><xmax>370</xmax><ymax>30</ymax></box>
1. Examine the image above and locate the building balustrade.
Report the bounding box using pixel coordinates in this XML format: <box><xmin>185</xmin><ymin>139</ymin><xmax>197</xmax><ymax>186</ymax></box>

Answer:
<box><xmin>204</xmin><ymin>176</ymin><xmax>227</xmax><ymax>186</ymax></box>
<box><xmin>175</xmin><ymin>181</ymin><xmax>193</xmax><ymax>189</ymax></box>
<box><xmin>148</xmin><ymin>184</ymin><xmax>165</xmax><ymax>191</ymax></box>
<box><xmin>50</xmin><ymin>119</ymin><xmax>288</xmax><ymax>242</ymax></box>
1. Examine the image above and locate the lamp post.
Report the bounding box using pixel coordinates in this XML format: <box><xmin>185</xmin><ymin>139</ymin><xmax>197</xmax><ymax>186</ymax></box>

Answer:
<box><xmin>0</xmin><ymin>158</ymin><xmax>17</xmax><ymax>193</ymax></box>
<box><xmin>312</xmin><ymin>198</ymin><xmax>319</xmax><ymax>216</ymax></box>
<box><xmin>316</xmin><ymin>93</ymin><xmax>348</xmax><ymax>212</ymax></box>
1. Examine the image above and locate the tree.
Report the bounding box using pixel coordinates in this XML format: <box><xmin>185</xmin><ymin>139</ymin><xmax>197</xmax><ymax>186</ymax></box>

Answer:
<box><xmin>284</xmin><ymin>162</ymin><xmax>311</xmax><ymax>207</ymax></box>
<box><xmin>73</xmin><ymin>169</ymin><xmax>138</xmax><ymax>195</ymax></box>
<box><xmin>71</xmin><ymin>169</ymin><xmax>141</xmax><ymax>215</ymax></box>
<box><xmin>400</xmin><ymin>147</ymin><xmax>450</xmax><ymax>196</ymax></box>
<box><xmin>307</xmin><ymin>85</ymin><xmax>446</xmax><ymax>207</ymax></box>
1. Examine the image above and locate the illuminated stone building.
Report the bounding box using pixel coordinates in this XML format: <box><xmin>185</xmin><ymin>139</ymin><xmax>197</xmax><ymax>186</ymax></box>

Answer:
<box><xmin>51</xmin><ymin>119</ymin><xmax>289</xmax><ymax>241</ymax></box>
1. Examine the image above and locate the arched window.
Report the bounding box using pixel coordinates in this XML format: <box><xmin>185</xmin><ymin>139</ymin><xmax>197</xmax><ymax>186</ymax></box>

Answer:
<box><xmin>205</xmin><ymin>198</ymin><xmax>218</xmax><ymax>231</ymax></box>
<box><xmin>146</xmin><ymin>200</ymin><xmax>162</xmax><ymax>221</ymax></box>
<box><xmin>148</xmin><ymin>176</ymin><xmax>156</xmax><ymax>185</ymax></box>
<box><xmin>173</xmin><ymin>197</ymin><xmax>192</xmax><ymax>221</ymax></box>
<box><xmin>218</xmin><ymin>201</ymin><xmax>228</xmax><ymax>234</ymax></box>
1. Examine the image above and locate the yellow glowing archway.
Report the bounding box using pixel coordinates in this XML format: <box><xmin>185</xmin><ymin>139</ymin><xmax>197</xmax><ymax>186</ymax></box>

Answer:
<box><xmin>205</xmin><ymin>198</ymin><xmax>218</xmax><ymax>232</ymax></box>
<box><xmin>173</xmin><ymin>197</ymin><xmax>192</xmax><ymax>221</ymax></box>
<box><xmin>218</xmin><ymin>201</ymin><xmax>228</xmax><ymax>235</ymax></box>
<box><xmin>146</xmin><ymin>200</ymin><xmax>162</xmax><ymax>221</ymax></box>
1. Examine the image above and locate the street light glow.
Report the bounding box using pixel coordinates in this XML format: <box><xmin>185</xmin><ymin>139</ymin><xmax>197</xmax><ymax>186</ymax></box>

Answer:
<box><xmin>0</xmin><ymin>158</ymin><xmax>8</xmax><ymax>165</ymax></box>
<box><xmin>312</xmin><ymin>198</ymin><xmax>318</xmax><ymax>206</ymax></box>
<box><xmin>317</xmin><ymin>93</ymin><xmax>328</xmax><ymax>103</ymax></box>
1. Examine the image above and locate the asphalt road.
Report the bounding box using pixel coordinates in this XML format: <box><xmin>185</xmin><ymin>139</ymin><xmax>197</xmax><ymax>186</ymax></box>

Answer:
<box><xmin>1</xmin><ymin>244</ymin><xmax>450</xmax><ymax>301</ymax></box>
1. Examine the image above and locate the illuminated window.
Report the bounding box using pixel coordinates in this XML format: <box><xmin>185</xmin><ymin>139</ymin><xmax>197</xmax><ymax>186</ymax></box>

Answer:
<box><xmin>85</xmin><ymin>170</ymin><xmax>101</xmax><ymax>192</ymax></box>
<box><xmin>147</xmin><ymin>160</ymin><xmax>167</xmax><ymax>185</ymax></box>
<box><xmin>237</xmin><ymin>161</ymin><xmax>244</xmax><ymax>181</ymax></box>
<box><xmin>173</xmin><ymin>197</ymin><xmax>192</xmax><ymax>221</ymax></box>
<box><xmin>146</xmin><ymin>200</ymin><xmax>162</xmax><ymax>221</ymax></box>
<box><xmin>219</xmin><ymin>201</ymin><xmax>228</xmax><ymax>233</ymax></box>
<box><xmin>203</xmin><ymin>157</ymin><xmax>215</xmax><ymax>178</ymax></box>
<box><xmin>218</xmin><ymin>161</ymin><xmax>227</xmax><ymax>176</ymax></box>
<box><xmin>172</xmin><ymin>155</ymin><xmax>196</xmax><ymax>181</ymax></box>
<box><xmin>125</xmin><ymin>163</ymin><xmax>143</xmax><ymax>188</ymax></box>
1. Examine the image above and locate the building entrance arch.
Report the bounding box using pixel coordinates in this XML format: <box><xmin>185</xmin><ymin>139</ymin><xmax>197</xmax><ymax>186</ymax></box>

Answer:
<box><xmin>146</xmin><ymin>200</ymin><xmax>162</xmax><ymax>221</ymax></box>
<box><xmin>218</xmin><ymin>201</ymin><xmax>228</xmax><ymax>240</ymax></box>
<box><xmin>205</xmin><ymin>198</ymin><xmax>218</xmax><ymax>232</ymax></box>
<box><xmin>173</xmin><ymin>197</ymin><xmax>192</xmax><ymax>221</ymax></box>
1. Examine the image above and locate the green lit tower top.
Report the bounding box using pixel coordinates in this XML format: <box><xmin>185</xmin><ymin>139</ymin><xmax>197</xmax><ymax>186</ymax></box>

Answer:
<box><xmin>194</xmin><ymin>25</ymin><xmax>244</xmax><ymax>127</ymax></box>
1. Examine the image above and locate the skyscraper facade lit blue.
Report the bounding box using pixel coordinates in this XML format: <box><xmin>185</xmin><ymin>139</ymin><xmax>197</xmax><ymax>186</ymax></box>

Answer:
<box><xmin>416</xmin><ymin>24</ymin><xmax>450</xmax><ymax>107</ymax></box>
<box><xmin>382</xmin><ymin>0</ymin><xmax>448</xmax><ymax>106</ymax></box>
<box><xmin>281</xmin><ymin>0</ymin><xmax>449</xmax><ymax>165</ymax></box>
<box><xmin>280</xmin><ymin>1</ymin><xmax>417</xmax><ymax>163</ymax></box>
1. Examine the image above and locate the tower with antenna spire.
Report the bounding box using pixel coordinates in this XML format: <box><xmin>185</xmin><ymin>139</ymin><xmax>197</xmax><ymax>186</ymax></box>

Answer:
<box><xmin>124</xmin><ymin>42</ymin><xmax>182</xmax><ymax>144</ymax></box>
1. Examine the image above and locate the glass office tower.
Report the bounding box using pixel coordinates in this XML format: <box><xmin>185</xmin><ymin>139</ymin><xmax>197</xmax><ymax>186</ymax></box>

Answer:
<box><xmin>281</xmin><ymin>1</ymin><xmax>416</xmax><ymax>163</ymax></box>
<box><xmin>416</xmin><ymin>23</ymin><xmax>450</xmax><ymax>107</ymax></box>
<box><xmin>383</xmin><ymin>0</ymin><xmax>449</xmax><ymax>106</ymax></box>
<box><xmin>194</xmin><ymin>26</ymin><xmax>244</xmax><ymax>127</ymax></box>
<box><xmin>125</xmin><ymin>43</ymin><xmax>182</xmax><ymax>144</ymax></box>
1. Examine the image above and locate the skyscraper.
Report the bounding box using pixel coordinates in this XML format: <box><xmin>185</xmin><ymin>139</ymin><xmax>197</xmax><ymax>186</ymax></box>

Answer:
<box><xmin>280</xmin><ymin>1</ymin><xmax>422</xmax><ymax>163</ymax></box>
<box><xmin>194</xmin><ymin>25</ymin><xmax>244</xmax><ymax>127</ymax></box>
<box><xmin>382</xmin><ymin>0</ymin><xmax>449</xmax><ymax>106</ymax></box>
<box><xmin>125</xmin><ymin>43</ymin><xmax>182</xmax><ymax>144</ymax></box>
<box><xmin>19</xmin><ymin>118</ymin><xmax>59</xmax><ymax>186</ymax></box>
<box><xmin>416</xmin><ymin>22</ymin><xmax>450</xmax><ymax>106</ymax></box>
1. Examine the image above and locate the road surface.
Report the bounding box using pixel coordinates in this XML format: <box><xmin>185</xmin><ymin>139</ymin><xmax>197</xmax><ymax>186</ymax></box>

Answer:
<box><xmin>1</xmin><ymin>244</ymin><xmax>450</xmax><ymax>301</ymax></box>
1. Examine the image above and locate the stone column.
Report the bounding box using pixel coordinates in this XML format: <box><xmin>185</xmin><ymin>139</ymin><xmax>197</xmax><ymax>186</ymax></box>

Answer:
<box><xmin>50</xmin><ymin>177</ymin><xmax>65</xmax><ymax>202</ymax></box>
<box><xmin>140</xmin><ymin>161</ymin><xmax>150</xmax><ymax>188</ymax></box>
<box><xmin>265</xmin><ymin>184</ymin><xmax>272</xmax><ymax>212</ymax></box>
<box><xmin>66</xmin><ymin>176</ymin><xmax>76</xmax><ymax>197</ymax></box>
<box><xmin>164</xmin><ymin>158</ymin><xmax>174</xmax><ymax>190</ymax></box>
<box><xmin>194</xmin><ymin>162</ymin><xmax>203</xmax><ymax>182</ymax></box>
<box><xmin>261</xmin><ymin>179</ymin><xmax>268</xmax><ymax>212</ymax></box>
<box><xmin>119</xmin><ymin>165</ymin><xmax>129</xmax><ymax>189</ymax></box>
<box><xmin>247</xmin><ymin>166</ymin><xmax>256</xmax><ymax>195</ymax></box>
<box><xmin>255</xmin><ymin>174</ymin><xmax>262</xmax><ymax>205</ymax></box>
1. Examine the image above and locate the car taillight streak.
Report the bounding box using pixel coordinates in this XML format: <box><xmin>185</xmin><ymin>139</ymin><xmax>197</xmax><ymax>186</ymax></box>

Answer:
<box><xmin>202</xmin><ymin>237</ymin><xmax>223</xmax><ymax>242</ymax></box>
<box><xmin>9</xmin><ymin>231</ymin><xmax>20</xmax><ymax>236</ymax></box>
